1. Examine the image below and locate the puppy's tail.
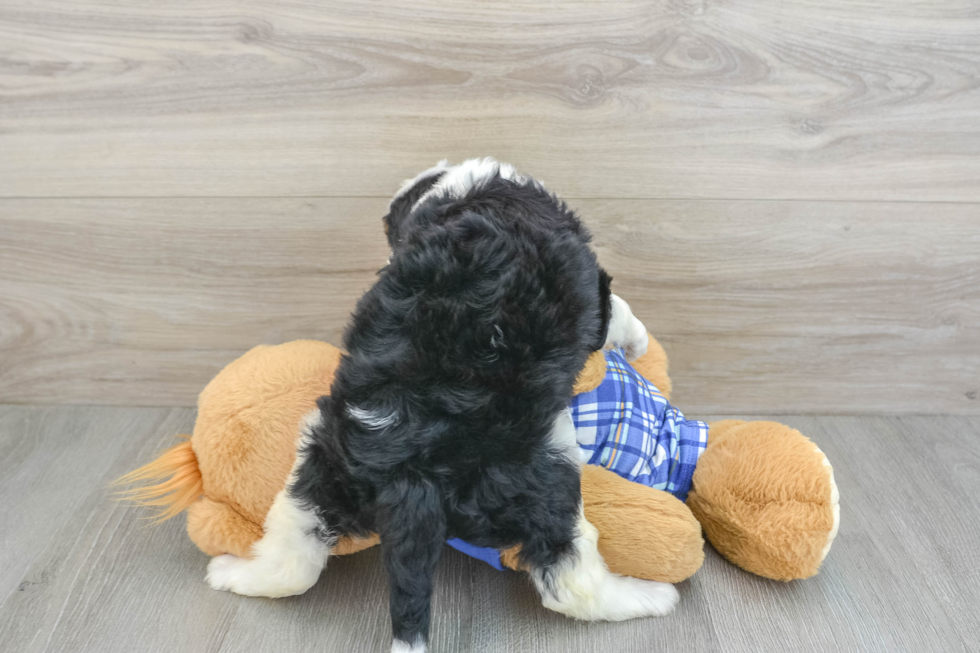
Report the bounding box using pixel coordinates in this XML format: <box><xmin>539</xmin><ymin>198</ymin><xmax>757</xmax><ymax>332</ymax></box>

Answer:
<box><xmin>111</xmin><ymin>436</ymin><xmax>203</xmax><ymax>523</ymax></box>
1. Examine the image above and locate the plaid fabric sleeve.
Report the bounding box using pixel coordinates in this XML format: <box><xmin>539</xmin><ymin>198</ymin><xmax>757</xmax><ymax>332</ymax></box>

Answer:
<box><xmin>572</xmin><ymin>348</ymin><xmax>709</xmax><ymax>502</ymax></box>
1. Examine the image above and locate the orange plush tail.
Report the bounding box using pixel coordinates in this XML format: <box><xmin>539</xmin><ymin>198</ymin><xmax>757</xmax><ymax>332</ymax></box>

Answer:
<box><xmin>112</xmin><ymin>437</ymin><xmax>203</xmax><ymax>522</ymax></box>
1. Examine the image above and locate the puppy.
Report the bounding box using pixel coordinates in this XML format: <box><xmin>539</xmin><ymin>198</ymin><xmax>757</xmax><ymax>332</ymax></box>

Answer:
<box><xmin>206</xmin><ymin>158</ymin><xmax>678</xmax><ymax>652</ymax></box>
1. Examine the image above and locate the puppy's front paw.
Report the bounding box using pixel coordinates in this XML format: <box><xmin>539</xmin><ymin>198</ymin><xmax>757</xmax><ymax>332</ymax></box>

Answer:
<box><xmin>621</xmin><ymin>326</ymin><xmax>648</xmax><ymax>361</ymax></box>
<box><xmin>606</xmin><ymin>295</ymin><xmax>649</xmax><ymax>361</ymax></box>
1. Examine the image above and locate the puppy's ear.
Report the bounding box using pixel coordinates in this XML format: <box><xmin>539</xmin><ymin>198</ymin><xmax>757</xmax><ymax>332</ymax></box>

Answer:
<box><xmin>384</xmin><ymin>167</ymin><xmax>448</xmax><ymax>248</ymax></box>
<box><xmin>593</xmin><ymin>268</ymin><xmax>613</xmax><ymax>351</ymax></box>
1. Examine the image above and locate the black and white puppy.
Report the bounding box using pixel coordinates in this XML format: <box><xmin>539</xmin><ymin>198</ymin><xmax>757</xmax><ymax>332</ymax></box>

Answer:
<box><xmin>206</xmin><ymin>158</ymin><xmax>677</xmax><ymax>652</ymax></box>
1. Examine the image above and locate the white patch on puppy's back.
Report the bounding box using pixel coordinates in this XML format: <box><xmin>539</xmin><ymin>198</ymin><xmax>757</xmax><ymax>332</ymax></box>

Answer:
<box><xmin>347</xmin><ymin>404</ymin><xmax>399</xmax><ymax>430</ymax></box>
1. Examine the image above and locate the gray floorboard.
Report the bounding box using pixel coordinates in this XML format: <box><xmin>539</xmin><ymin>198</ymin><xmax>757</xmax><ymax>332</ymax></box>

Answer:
<box><xmin>1</xmin><ymin>407</ymin><xmax>977</xmax><ymax>652</ymax></box>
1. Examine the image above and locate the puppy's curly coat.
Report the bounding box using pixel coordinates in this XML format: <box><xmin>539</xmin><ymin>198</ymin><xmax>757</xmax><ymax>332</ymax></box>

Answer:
<box><xmin>205</xmin><ymin>159</ymin><xmax>678</xmax><ymax>652</ymax></box>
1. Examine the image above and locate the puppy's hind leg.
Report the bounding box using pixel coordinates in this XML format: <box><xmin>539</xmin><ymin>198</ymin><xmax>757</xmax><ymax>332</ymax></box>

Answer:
<box><xmin>520</xmin><ymin>444</ymin><xmax>677</xmax><ymax>621</ymax></box>
<box><xmin>377</xmin><ymin>479</ymin><xmax>446</xmax><ymax>653</ymax></box>
<box><xmin>206</xmin><ymin>411</ymin><xmax>331</xmax><ymax>598</ymax></box>
<box><xmin>206</xmin><ymin>488</ymin><xmax>329</xmax><ymax>597</ymax></box>
<box><xmin>529</xmin><ymin>504</ymin><xmax>679</xmax><ymax>621</ymax></box>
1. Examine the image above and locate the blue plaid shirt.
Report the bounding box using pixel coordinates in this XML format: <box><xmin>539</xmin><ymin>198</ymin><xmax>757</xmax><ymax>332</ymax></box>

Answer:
<box><xmin>448</xmin><ymin>348</ymin><xmax>710</xmax><ymax>569</ymax></box>
<box><xmin>572</xmin><ymin>348</ymin><xmax>709</xmax><ymax>501</ymax></box>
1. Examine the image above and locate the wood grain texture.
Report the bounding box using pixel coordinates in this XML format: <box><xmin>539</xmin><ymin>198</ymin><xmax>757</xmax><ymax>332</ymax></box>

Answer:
<box><xmin>589</xmin><ymin>199</ymin><xmax>980</xmax><ymax>414</ymax></box>
<box><xmin>0</xmin><ymin>197</ymin><xmax>391</xmax><ymax>406</ymax></box>
<box><xmin>2</xmin><ymin>198</ymin><xmax>977</xmax><ymax>413</ymax></box>
<box><xmin>2</xmin><ymin>406</ymin><xmax>978</xmax><ymax>652</ymax></box>
<box><xmin>1</xmin><ymin>0</ymin><xmax>979</xmax><ymax>200</ymax></box>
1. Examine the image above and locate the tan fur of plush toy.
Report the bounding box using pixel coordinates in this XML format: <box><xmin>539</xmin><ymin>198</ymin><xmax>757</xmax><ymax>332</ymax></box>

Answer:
<box><xmin>688</xmin><ymin>420</ymin><xmax>840</xmax><ymax>581</ymax></box>
<box><xmin>118</xmin><ymin>335</ymin><xmax>838</xmax><ymax>583</ymax></box>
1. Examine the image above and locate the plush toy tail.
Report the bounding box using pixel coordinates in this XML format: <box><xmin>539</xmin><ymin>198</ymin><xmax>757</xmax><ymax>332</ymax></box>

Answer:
<box><xmin>112</xmin><ymin>436</ymin><xmax>203</xmax><ymax>523</ymax></box>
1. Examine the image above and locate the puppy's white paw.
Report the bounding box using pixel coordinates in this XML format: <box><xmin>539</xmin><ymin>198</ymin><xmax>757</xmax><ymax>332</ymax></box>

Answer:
<box><xmin>606</xmin><ymin>295</ymin><xmax>649</xmax><ymax>361</ymax></box>
<box><xmin>621</xmin><ymin>325</ymin><xmax>648</xmax><ymax>361</ymax></box>
<box><xmin>391</xmin><ymin>639</ymin><xmax>427</xmax><ymax>653</ymax></box>
<box><xmin>206</xmin><ymin>554</ymin><xmax>253</xmax><ymax>594</ymax></box>
<box><xmin>205</xmin><ymin>554</ymin><xmax>317</xmax><ymax>598</ymax></box>
<box><xmin>631</xmin><ymin>578</ymin><xmax>680</xmax><ymax>617</ymax></box>
<box><xmin>600</xmin><ymin>575</ymin><xmax>679</xmax><ymax>620</ymax></box>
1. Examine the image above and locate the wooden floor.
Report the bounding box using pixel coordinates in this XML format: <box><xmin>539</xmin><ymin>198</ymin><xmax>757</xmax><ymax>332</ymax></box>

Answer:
<box><xmin>1</xmin><ymin>405</ymin><xmax>977</xmax><ymax>653</ymax></box>
<box><xmin>2</xmin><ymin>1</ymin><xmax>979</xmax><ymax>415</ymax></box>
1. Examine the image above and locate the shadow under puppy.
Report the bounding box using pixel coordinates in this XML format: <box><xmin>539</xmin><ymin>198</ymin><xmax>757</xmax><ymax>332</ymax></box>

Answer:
<box><xmin>204</xmin><ymin>158</ymin><xmax>678</xmax><ymax>652</ymax></box>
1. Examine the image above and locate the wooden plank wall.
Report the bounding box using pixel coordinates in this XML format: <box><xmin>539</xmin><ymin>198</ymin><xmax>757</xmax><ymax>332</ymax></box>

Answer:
<box><xmin>1</xmin><ymin>1</ymin><xmax>978</xmax><ymax>413</ymax></box>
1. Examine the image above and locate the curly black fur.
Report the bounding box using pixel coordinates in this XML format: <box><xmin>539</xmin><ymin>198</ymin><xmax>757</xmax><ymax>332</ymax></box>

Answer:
<box><xmin>291</xmin><ymin>166</ymin><xmax>612</xmax><ymax>647</ymax></box>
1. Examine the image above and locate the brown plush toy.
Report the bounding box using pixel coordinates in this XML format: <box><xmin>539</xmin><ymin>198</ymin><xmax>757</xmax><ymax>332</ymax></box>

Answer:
<box><xmin>119</xmin><ymin>335</ymin><xmax>838</xmax><ymax>584</ymax></box>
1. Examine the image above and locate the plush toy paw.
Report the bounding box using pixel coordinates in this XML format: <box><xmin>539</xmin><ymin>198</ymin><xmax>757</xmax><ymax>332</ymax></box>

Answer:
<box><xmin>687</xmin><ymin>421</ymin><xmax>840</xmax><ymax>581</ymax></box>
<box><xmin>206</xmin><ymin>553</ymin><xmax>320</xmax><ymax>598</ymax></box>
<box><xmin>813</xmin><ymin>444</ymin><xmax>841</xmax><ymax>564</ymax></box>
